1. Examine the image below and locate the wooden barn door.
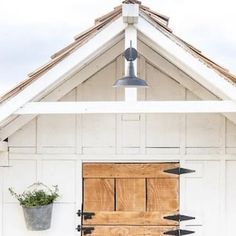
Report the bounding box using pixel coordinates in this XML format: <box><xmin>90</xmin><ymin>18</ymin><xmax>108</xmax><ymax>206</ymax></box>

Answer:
<box><xmin>79</xmin><ymin>163</ymin><xmax>194</xmax><ymax>236</ymax></box>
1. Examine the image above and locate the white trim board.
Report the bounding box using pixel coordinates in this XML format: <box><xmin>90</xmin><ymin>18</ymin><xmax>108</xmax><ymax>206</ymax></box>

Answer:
<box><xmin>15</xmin><ymin>101</ymin><xmax>236</xmax><ymax>114</ymax></box>
<box><xmin>8</xmin><ymin>153</ymin><xmax>236</xmax><ymax>161</ymax></box>
<box><xmin>136</xmin><ymin>16</ymin><xmax>236</xmax><ymax>101</ymax></box>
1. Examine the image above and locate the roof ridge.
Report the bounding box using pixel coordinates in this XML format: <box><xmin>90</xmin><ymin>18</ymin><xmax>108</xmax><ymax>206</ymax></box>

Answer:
<box><xmin>122</xmin><ymin>0</ymin><xmax>141</xmax><ymax>4</ymax></box>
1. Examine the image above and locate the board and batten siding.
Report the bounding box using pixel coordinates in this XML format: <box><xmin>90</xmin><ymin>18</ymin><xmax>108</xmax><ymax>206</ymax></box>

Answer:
<box><xmin>0</xmin><ymin>54</ymin><xmax>236</xmax><ymax>236</ymax></box>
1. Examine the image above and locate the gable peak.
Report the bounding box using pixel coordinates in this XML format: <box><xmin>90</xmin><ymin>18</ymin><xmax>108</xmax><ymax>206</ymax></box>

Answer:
<box><xmin>122</xmin><ymin>0</ymin><xmax>141</xmax><ymax>4</ymax></box>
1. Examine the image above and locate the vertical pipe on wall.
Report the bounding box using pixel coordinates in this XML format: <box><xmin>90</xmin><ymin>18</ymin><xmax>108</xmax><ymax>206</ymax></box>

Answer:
<box><xmin>124</xmin><ymin>25</ymin><xmax>137</xmax><ymax>101</ymax></box>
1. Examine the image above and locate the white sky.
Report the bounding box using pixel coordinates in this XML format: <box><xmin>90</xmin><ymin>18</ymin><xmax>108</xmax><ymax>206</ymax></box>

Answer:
<box><xmin>0</xmin><ymin>0</ymin><xmax>236</xmax><ymax>96</ymax></box>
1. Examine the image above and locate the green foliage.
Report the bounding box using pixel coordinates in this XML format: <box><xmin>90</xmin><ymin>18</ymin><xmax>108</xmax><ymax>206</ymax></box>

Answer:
<box><xmin>9</xmin><ymin>185</ymin><xmax>59</xmax><ymax>208</ymax></box>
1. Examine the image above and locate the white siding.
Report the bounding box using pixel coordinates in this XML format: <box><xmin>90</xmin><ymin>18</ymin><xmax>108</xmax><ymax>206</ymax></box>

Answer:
<box><xmin>145</xmin><ymin>63</ymin><xmax>184</xmax><ymax>101</ymax></box>
<box><xmin>3</xmin><ymin>160</ymin><xmax>37</xmax><ymax>202</ymax></box>
<box><xmin>186</xmin><ymin>91</ymin><xmax>224</xmax><ymax>149</ymax></box>
<box><xmin>186</xmin><ymin>113</ymin><xmax>223</xmax><ymax>147</ymax></box>
<box><xmin>8</xmin><ymin>119</ymin><xmax>36</xmax><ymax>147</ymax></box>
<box><xmin>80</xmin><ymin>62</ymin><xmax>116</xmax><ymax>101</ymax></box>
<box><xmin>121</xmin><ymin>114</ymin><xmax>140</xmax><ymax>147</ymax></box>
<box><xmin>82</xmin><ymin>114</ymin><xmax>116</xmax><ymax>149</ymax></box>
<box><xmin>2</xmin><ymin>160</ymin><xmax>37</xmax><ymax>236</ymax></box>
<box><xmin>41</xmin><ymin>160</ymin><xmax>76</xmax><ymax>203</ymax></box>
<box><xmin>182</xmin><ymin>161</ymin><xmax>221</xmax><ymax>236</ymax></box>
<box><xmin>37</xmin><ymin>90</ymin><xmax>76</xmax><ymax>151</ymax></box>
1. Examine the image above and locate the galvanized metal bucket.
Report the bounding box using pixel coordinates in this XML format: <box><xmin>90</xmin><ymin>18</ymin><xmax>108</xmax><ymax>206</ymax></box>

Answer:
<box><xmin>22</xmin><ymin>203</ymin><xmax>53</xmax><ymax>231</ymax></box>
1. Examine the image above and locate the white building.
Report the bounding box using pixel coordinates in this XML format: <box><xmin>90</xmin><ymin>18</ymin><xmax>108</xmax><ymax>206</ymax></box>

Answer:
<box><xmin>1</xmin><ymin>0</ymin><xmax>236</xmax><ymax>235</ymax></box>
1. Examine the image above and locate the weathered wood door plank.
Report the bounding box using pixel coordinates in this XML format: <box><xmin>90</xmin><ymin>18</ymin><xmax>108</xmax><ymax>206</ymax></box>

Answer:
<box><xmin>147</xmin><ymin>178</ymin><xmax>179</xmax><ymax>212</ymax></box>
<box><xmin>116</xmin><ymin>178</ymin><xmax>146</xmax><ymax>211</ymax></box>
<box><xmin>84</xmin><ymin>179</ymin><xmax>115</xmax><ymax>211</ymax></box>
<box><xmin>83</xmin><ymin>163</ymin><xmax>179</xmax><ymax>178</ymax></box>
<box><xmin>83</xmin><ymin>211</ymin><xmax>179</xmax><ymax>226</ymax></box>
<box><xmin>82</xmin><ymin>226</ymin><xmax>177</xmax><ymax>236</ymax></box>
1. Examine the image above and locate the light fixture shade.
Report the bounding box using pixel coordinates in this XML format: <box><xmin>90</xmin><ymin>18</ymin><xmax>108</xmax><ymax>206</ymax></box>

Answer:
<box><xmin>113</xmin><ymin>76</ymin><xmax>148</xmax><ymax>87</ymax></box>
<box><xmin>113</xmin><ymin>61</ymin><xmax>148</xmax><ymax>88</ymax></box>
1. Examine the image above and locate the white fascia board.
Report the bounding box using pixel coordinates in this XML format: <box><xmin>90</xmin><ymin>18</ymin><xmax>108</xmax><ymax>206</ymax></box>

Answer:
<box><xmin>136</xmin><ymin>16</ymin><xmax>236</xmax><ymax>101</ymax></box>
<box><xmin>15</xmin><ymin>101</ymin><xmax>236</xmax><ymax>114</ymax></box>
<box><xmin>122</xmin><ymin>3</ymin><xmax>139</xmax><ymax>24</ymax></box>
<box><xmin>0</xmin><ymin>17</ymin><xmax>125</xmax><ymax>124</ymax></box>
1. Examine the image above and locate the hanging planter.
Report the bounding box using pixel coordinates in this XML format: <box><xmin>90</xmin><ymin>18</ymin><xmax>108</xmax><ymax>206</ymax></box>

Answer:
<box><xmin>9</xmin><ymin>182</ymin><xmax>59</xmax><ymax>231</ymax></box>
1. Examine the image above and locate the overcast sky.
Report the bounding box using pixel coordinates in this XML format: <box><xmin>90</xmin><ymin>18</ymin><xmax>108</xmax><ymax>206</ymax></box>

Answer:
<box><xmin>0</xmin><ymin>0</ymin><xmax>236</xmax><ymax>96</ymax></box>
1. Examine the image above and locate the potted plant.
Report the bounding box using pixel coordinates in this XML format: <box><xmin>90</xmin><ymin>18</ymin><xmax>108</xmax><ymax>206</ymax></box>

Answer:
<box><xmin>9</xmin><ymin>182</ymin><xmax>59</xmax><ymax>231</ymax></box>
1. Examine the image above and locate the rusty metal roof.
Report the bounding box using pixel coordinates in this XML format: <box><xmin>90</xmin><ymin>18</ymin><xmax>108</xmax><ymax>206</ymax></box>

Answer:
<box><xmin>1</xmin><ymin>1</ymin><xmax>235</xmax><ymax>104</ymax></box>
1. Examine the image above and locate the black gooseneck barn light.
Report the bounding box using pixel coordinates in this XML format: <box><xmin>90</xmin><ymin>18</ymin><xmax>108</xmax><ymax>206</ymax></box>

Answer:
<box><xmin>113</xmin><ymin>41</ymin><xmax>148</xmax><ymax>88</ymax></box>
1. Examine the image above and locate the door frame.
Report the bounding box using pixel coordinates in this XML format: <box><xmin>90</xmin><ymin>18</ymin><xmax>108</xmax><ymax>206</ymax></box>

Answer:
<box><xmin>76</xmin><ymin>158</ymin><xmax>186</xmax><ymax>233</ymax></box>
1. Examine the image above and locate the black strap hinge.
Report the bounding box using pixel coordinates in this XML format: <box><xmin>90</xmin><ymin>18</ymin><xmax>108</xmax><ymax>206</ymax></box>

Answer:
<box><xmin>164</xmin><ymin>167</ymin><xmax>195</xmax><ymax>175</ymax></box>
<box><xmin>76</xmin><ymin>226</ymin><xmax>95</xmax><ymax>235</ymax></box>
<box><xmin>164</xmin><ymin>214</ymin><xmax>195</xmax><ymax>222</ymax></box>
<box><xmin>77</xmin><ymin>210</ymin><xmax>95</xmax><ymax>220</ymax></box>
<box><xmin>164</xmin><ymin>229</ymin><xmax>195</xmax><ymax>236</ymax></box>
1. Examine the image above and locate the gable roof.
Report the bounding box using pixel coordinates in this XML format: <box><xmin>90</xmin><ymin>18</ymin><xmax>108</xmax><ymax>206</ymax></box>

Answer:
<box><xmin>0</xmin><ymin>0</ymin><xmax>236</xmax><ymax>135</ymax></box>
<box><xmin>2</xmin><ymin>0</ymin><xmax>235</xmax><ymax>105</ymax></box>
